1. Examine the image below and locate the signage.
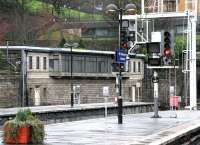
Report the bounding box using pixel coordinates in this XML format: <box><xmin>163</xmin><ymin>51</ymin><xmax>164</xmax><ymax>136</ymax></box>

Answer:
<box><xmin>151</xmin><ymin>32</ymin><xmax>161</xmax><ymax>42</ymax></box>
<box><xmin>170</xmin><ymin>86</ymin><xmax>175</xmax><ymax>96</ymax></box>
<box><xmin>136</xmin><ymin>82</ymin><xmax>141</xmax><ymax>88</ymax></box>
<box><xmin>122</xmin><ymin>20</ymin><xmax>129</xmax><ymax>28</ymax></box>
<box><xmin>115</xmin><ymin>49</ymin><xmax>127</xmax><ymax>64</ymax></box>
<box><xmin>103</xmin><ymin>86</ymin><xmax>109</xmax><ymax>97</ymax></box>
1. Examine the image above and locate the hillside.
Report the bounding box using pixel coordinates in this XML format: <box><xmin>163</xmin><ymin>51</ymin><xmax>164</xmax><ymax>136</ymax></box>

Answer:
<box><xmin>0</xmin><ymin>0</ymin><xmax>119</xmax><ymax>50</ymax></box>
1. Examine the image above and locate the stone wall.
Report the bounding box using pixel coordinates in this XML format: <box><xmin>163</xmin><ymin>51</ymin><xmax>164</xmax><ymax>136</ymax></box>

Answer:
<box><xmin>27</xmin><ymin>77</ymin><xmax>144</xmax><ymax>106</ymax></box>
<box><xmin>0</xmin><ymin>75</ymin><xmax>20</xmax><ymax>107</ymax></box>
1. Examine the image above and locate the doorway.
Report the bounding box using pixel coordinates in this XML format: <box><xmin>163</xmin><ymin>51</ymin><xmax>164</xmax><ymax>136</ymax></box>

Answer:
<box><xmin>34</xmin><ymin>87</ymin><xmax>40</xmax><ymax>106</ymax></box>
<box><xmin>132</xmin><ymin>86</ymin><xmax>136</xmax><ymax>102</ymax></box>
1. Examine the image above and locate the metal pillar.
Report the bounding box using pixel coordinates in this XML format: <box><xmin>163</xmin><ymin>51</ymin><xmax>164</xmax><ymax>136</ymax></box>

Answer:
<box><xmin>70</xmin><ymin>46</ymin><xmax>74</xmax><ymax>107</ymax></box>
<box><xmin>189</xmin><ymin>17</ymin><xmax>197</xmax><ymax>110</ymax></box>
<box><xmin>153</xmin><ymin>82</ymin><xmax>159</xmax><ymax>117</ymax></box>
<box><xmin>117</xmin><ymin>9</ymin><xmax>123</xmax><ymax>124</ymax></box>
<box><xmin>141</xmin><ymin>0</ymin><xmax>144</xmax><ymax>15</ymax></box>
<box><xmin>21</xmin><ymin>49</ymin><xmax>26</xmax><ymax>107</ymax></box>
<box><xmin>118</xmin><ymin>72</ymin><xmax>123</xmax><ymax>124</ymax></box>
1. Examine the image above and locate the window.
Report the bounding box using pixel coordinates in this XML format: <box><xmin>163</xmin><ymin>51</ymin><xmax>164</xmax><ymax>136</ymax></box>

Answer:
<box><xmin>43</xmin><ymin>57</ymin><xmax>47</xmax><ymax>70</ymax></box>
<box><xmin>29</xmin><ymin>56</ymin><xmax>32</xmax><ymax>69</ymax></box>
<box><xmin>86</xmin><ymin>56</ymin><xmax>97</xmax><ymax>73</ymax></box>
<box><xmin>43</xmin><ymin>88</ymin><xmax>47</xmax><ymax>100</ymax></box>
<box><xmin>137</xmin><ymin>87</ymin><xmax>141</xmax><ymax>98</ymax></box>
<box><xmin>187</xmin><ymin>0</ymin><xmax>195</xmax><ymax>10</ymax></box>
<box><xmin>133</xmin><ymin>61</ymin><xmax>136</xmax><ymax>73</ymax></box>
<box><xmin>63</xmin><ymin>55</ymin><xmax>70</xmax><ymax>72</ymax></box>
<box><xmin>29</xmin><ymin>88</ymin><xmax>32</xmax><ymax>97</ymax></box>
<box><xmin>50</xmin><ymin>55</ymin><xmax>59</xmax><ymax>72</ymax></box>
<box><xmin>163</xmin><ymin>1</ymin><xmax>176</xmax><ymax>12</ymax></box>
<box><xmin>73</xmin><ymin>55</ymin><xmax>84</xmax><ymax>73</ymax></box>
<box><xmin>138</xmin><ymin>62</ymin><xmax>141</xmax><ymax>73</ymax></box>
<box><xmin>36</xmin><ymin>56</ymin><xmax>40</xmax><ymax>69</ymax></box>
<box><xmin>53</xmin><ymin>59</ymin><xmax>59</xmax><ymax>71</ymax></box>
<box><xmin>97</xmin><ymin>57</ymin><xmax>108</xmax><ymax>73</ymax></box>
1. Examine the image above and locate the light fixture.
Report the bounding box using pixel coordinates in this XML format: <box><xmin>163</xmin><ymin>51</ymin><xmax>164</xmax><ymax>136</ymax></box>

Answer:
<box><xmin>125</xmin><ymin>3</ymin><xmax>137</xmax><ymax>14</ymax></box>
<box><xmin>105</xmin><ymin>4</ymin><xmax>118</xmax><ymax>14</ymax></box>
<box><xmin>105</xmin><ymin>3</ymin><xmax>136</xmax><ymax>14</ymax></box>
<box><xmin>64</xmin><ymin>42</ymin><xmax>79</xmax><ymax>48</ymax></box>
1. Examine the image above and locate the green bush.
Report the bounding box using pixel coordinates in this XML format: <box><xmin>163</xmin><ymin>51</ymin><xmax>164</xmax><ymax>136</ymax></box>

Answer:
<box><xmin>3</xmin><ymin>109</ymin><xmax>45</xmax><ymax>144</ymax></box>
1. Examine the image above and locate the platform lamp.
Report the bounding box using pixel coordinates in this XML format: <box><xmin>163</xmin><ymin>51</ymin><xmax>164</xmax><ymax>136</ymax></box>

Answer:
<box><xmin>105</xmin><ymin>3</ymin><xmax>136</xmax><ymax>124</ymax></box>
<box><xmin>64</xmin><ymin>42</ymin><xmax>79</xmax><ymax>107</ymax></box>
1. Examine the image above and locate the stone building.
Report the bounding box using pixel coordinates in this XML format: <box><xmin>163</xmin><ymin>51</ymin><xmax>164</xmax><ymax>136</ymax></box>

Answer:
<box><xmin>0</xmin><ymin>46</ymin><xmax>145</xmax><ymax>107</ymax></box>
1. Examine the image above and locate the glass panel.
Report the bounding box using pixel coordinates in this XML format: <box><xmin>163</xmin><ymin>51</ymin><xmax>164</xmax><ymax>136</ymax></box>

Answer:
<box><xmin>138</xmin><ymin>62</ymin><xmax>141</xmax><ymax>73</ymax></box>
<box><xmin>97</xmin><ymin>57</ymin><xmax>108</xmax><ymax>73</ymax></box>
<box><xmin>144</xmin><ymin>0</ymin><xmax>159</xmax><ymax>13</ymax></box>
<box><xmin>85</xmin><ymin>56</ymin><xmax>97</xmax><ymax>73</ymax></box>
<box><xmin>163</xmin><ymin>0</ymin><xmax>176</xmax><ymax>12</ymax></box>
<box><xmin>43</xmin><ymin>57</ymin><xmax>47</xmax><ymax>70</ymax></box>
<box><xmin>29</xmin><ymin>56</ymin><xmax>32</xmax><ymax>70</ymax></box>
<box><xmin>36</xmin><ymin>56</ymin><xmax>40</xmax><ymax>69</ymax></box>
<box><xmin>73</xmin><ymin>55</ymin><xmax>85</xmax><ymax>73</ymax></box>
<box><xmin>187</xmin><ymin>0</ymin><xmax>195</xmax><ymax>11</ymax></box>
<box><xmin>53</xmin><ymin>59</ymin><xmax>59</xmax><ymax>72</ymax></box>
<box><xmin>133</xmin><ymin>61</ymin><xmax>136</xmax><ymax>73</ymax></box>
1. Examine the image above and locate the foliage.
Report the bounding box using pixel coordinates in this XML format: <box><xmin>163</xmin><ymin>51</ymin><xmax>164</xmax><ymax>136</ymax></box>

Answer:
<box><xmin>26</xmin><ymin>0</ymin><xmax>105</xmax><ymax>21</ymax></box>
<box><xmin>174</xmin><ymin>36</ymin><xmax>186</xmax><ymax>59</ymax></box>
<box><xmin>26</xmin><ymin>115</ymin><xmax>45</xmax><ymax>144</ymax></box>
<box><xmin>0</xmin><ymin>0</ymin><xmax>19</xmax><ymax>12</ymax></box>
<box><xmin>3</xmin><ymin>119</ymin><xmax>18</xmax><ymax>140</ymax></box>
<box><xmin>25</xmin><ymin>0</ymin><xmax>47</xmax><ymax>12</ymax></box>
<box><xmin>0</xmin><ymin>0</ymin><xmax>105</xmax><ymax>20</ymax></box>
<box><xmin>3</xmin><ymin>109</ymin><xmax>45</xmax><ymax>144</ymax></box>
<box><xmin>79</xmin><ymin>39</ymin><xmax>85</xmax><ymax>48</ymax></box>
<box><xmin>52</xmin><ymin>1</ymin><xmax>62</xmax><ymax>15</ymax></box>
<box><xmin>0</xmin><ymin>50</ymin><xmax>4</xmax><ymax>59</ymax></box>
<box><xmin>61</xmin><ymin>7</ymin><xmax>105</xmax><ymax>21</ymax></box>
<box><xmin>38</xmin><ymin>30</ymin><xmax>81</xmax><ymax>41</ymax></box>
<box><xmin>137</xmin><ymin>46</ymin><xmax>147</xmax><ymax>55</ymax></box>
<box><xmin>58</xmin><ymin>38</ymin><xmax>66</xmax><ymax>48</ymax></box>
<box><xmin>16</xmin><ymin>109</ymin><xmax>32</xmax><ymax>122</ymax></box>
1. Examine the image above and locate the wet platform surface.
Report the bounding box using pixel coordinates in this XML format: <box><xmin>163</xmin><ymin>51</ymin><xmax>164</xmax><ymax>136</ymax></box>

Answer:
<box><xmin>1</xmin><ymin>110</ymin><xmax>200</xmax><ymax>145</ymax></box>
<box><xmin>44</xmin><ymin>110</ymin><xmax>200</xmax><ymax>144</ymax></box>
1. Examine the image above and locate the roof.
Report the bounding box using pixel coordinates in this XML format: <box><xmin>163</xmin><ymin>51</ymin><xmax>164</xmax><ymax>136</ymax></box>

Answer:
<box><xmin>0</xmin><ymin>46</ymin><xmax>146</xmax><ymax>59</ymax></box>
<box><xmin>0</xmin><ymin>46</ymin><xmax>114</xmax><ymax>55</ymax></box>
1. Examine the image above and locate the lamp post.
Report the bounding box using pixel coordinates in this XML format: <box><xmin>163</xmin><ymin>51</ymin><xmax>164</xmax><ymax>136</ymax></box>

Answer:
<box><xmin>105</xmin><ymin>3</ymin><xmax>136</xmax><ymax>124</ymax></box>
<box><xmin>64</xmin><ymin>42</ymin><xmax>79</xmax><ymax>107</ymax></box>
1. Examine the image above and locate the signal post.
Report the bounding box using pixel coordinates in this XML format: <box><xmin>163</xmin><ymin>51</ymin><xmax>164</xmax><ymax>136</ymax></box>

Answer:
<box><xmin>123</xmin><ymin>1</ymin><xmax>198</xmax><ymax>110</ymax></box>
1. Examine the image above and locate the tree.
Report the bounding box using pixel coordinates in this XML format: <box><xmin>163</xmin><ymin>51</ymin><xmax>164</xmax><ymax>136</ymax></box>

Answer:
<box><xmin>0</xmin><ymin>0</ymin><xmax>18</xmax><ymax>12</ymax></box>
<box><xmin>53</xmin><ymin>0</ymin><xmax>62</xmax><ymax>16</ymax></box>
<box><xmin>58</xmin><ymin>38</ymin><xmax>66</xmax><ymax>48</ymax></box>
<box><xmin>174</xmin><ymin>36</ymin><xmax>186</xmax><ymax>61</ymax></box>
